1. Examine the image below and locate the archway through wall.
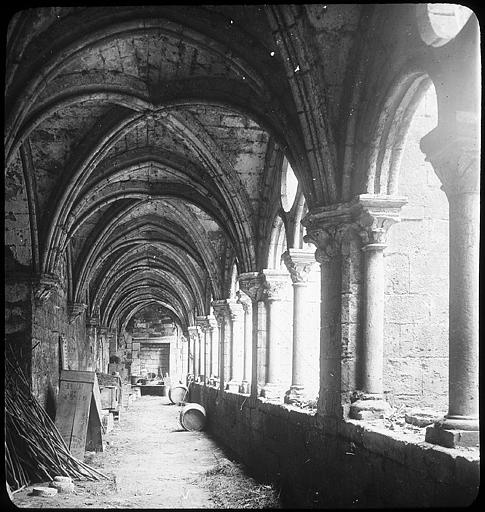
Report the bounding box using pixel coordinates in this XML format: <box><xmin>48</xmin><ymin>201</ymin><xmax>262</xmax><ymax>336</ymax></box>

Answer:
<box><xmin>383</xmin><ymin>80</ymin><xmax>449</xmax><ymax>412</ymax></box>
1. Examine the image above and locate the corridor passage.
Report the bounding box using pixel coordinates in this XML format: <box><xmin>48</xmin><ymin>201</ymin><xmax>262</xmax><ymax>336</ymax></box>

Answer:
<box><xmin>10</xmin><ymin>395</ymin><xmax>281</xmax><ymax>509</ymax></box>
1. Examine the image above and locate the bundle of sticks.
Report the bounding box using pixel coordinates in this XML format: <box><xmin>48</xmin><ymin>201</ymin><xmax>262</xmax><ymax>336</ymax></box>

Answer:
<box><xmin>5</xmin><ymin>355</ymin><xmax>109</xmax><ymax>491</ymax></box>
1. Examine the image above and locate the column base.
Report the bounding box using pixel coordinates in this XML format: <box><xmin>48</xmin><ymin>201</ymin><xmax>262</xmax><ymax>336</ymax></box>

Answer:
<box><xmin>260</xmin><ymin>383</ymin><xmax>282</xmax><ymax>400</ymax></box>
<box><xmin>226</xmin><ymin>380</ymin><xmax>242</xmax><ymax>393</ymax></box>
<box><xmin>284</xmin><ymin>385</ymin><xmax>306</xmax><ymax>405</ymax></box>
<box><xmin>349</xmin><ymin>394</ymin><xmax>392</xmax><ymax>420</ymax></box>
<box><xmin>425</xmin><ymin>416</ymin><xmax>479</xmax><ymax>449</ymax></box>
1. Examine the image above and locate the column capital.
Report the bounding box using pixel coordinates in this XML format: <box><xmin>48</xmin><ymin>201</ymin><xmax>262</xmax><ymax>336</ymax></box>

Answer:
<box><xmin>187</xmin><ymin>325</ymin><xmax>202</xmax><ymax>340</ymax></box>
<box><xmin>282</xmin><ymin>248</ymin><xmax>318</xmax><ymax>284</ymax></box>
<box><xmin>302</xmin><ymin>203</ymin><xmax>354</xmax><ymax>263</ymax></box>
<box><xmin>99</xmin><ymin>326</ymin><xmax>108</xmax><ymax>336</ymax></box>
<box><xmin>211</xmin><ymin>299</ymin><xmax>229</xmax><ymax>325</ymax></box>
<box><xmin>207</xmin><ymin>314</ymin><xmax>218</xmax><ymax>330</ymax></box>
<box><xmin>238</xmin><ymin>272</ymin><xmax>265</xmax><ymax>303</ymax></box>
<box><xmin>350</xmin><ymin>194</ymin><xmax>407</xmax><ymax>246</ymax></box>
<box><xmin>262</xmin><ymin>269</ymin><xmax>292</xmax><ymax>302</ymax></box>
<box><xmin>195</xmin><ymin>315</ymin><xmax>210</xmax><ymax>331</ymax></box>
<box><xmin>236</xmin><ymin>290</ymin><xmax>251</xmax><ymax>311</ymax></box>
<box><xmin>33</xmin><ymin>273</ymin><xmax>61</xmax><ymax>302</ymax></box>
<box><xmin>86</xmin><ymin>315</ymin><xmax>99</xmax><ymax>327</ymax></box>
<box><xmin>420</xmin><ymin>124</ymin><xmax>480</xmax><ymax>197</ymax></box>
<box><xmin>302</xmin><ymin>196</ymin><xmax>407</xmax><ymax>255</ymax></box>
<box><xmin>227</xmin><ymin>300</ymin><xmax>244</xmax><ymax>321</ymax></box>
<box><xmin>68</xmin><ymin>301</ymin><xmax>87</xmax><ymax>323</ymax></box>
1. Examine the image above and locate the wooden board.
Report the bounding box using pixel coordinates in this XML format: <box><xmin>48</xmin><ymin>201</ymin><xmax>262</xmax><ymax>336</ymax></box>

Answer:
<box><xmin>55</xmin><ymin>370</ymin><xmax>103</xmax><ymax>459</ymax></box>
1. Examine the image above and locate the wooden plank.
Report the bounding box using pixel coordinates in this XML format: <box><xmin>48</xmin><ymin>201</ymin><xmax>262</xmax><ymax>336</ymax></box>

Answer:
<box><xmin>55</xmin><ymin>379</ymin><xmax>91</xmax><ymax>458</ymax></box>
<box><xmin>55</xmin><ymin>370</ymin><xmax>104</xmax><ymax>460</ymax></box>
<box><xmin>85</xmin><ymin>395</ymin><xmax>103</xmax><ymax>452</ymax></box>
<box><xmin>67</xmin><ymin>381</ymin><xmax>91</xmax><ymax>459</ymax></box>
<box><xmin>91</xmin><ymin>372</ymin><xmax>103</xmax><ymax>424</ymax></box>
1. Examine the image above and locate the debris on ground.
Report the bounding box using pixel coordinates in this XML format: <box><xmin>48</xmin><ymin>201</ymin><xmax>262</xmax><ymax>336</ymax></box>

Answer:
<box><xmin>5</xmin><ymin>352</ymin><xmax>108</xmax><ymax>491</ymax></box>
<box><xmin>200</xmin><ymin>457</ymin><xmax>281</xmax><ymax>509</ymax></box>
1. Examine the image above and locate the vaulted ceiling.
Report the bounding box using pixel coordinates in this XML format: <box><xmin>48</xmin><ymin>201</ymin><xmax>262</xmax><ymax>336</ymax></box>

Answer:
<box><xmin>9</xmin><ymin>5</ymin><xmax>469</xmax><ymax>334</ymax></box>
<box><xmin>6</xmin><ymin>6</ymin><xmax>328</xmax><ymax>333</ymax></box>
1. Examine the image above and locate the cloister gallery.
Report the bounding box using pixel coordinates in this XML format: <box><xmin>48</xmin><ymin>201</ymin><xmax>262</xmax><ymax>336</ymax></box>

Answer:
<box><xmin>4</xmin><ymin>4</ymin><xmax>479</xmax><ymax>508</ymax></box>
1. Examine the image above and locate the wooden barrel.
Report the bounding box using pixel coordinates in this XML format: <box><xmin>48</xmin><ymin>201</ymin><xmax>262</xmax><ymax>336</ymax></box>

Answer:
<box><xmin>168</xmin><ymin>384</ymin><xmax>188</xmax><ymax>404</ymax></box>
<box><xmin>179</xmin><ymin>403</ymin><xmax>206</xmax><ymax>431</ymax></box>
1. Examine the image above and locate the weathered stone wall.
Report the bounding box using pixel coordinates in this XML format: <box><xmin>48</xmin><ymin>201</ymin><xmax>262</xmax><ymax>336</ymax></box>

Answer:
<box><xmin>139</xmin><ymin>342</ymin><xmax>170</xmax><ymax>376</ymax></box>
<box><xmin>5</xmin><ymin>152</ymin><xmax>33</xmax><ymax>371</ymax></box>
<box><xmin>191</xmin><ymin>385</ymin><xmax>479</xmax><ymax>508</ymax></box>
<box><xmin>31</xmin><ymin>256</ymin><xmax>91</xmax><ymax>413</ymax></box>
<box><xmin>384</xmin><ymin>85</ymin><xmax>449</xmax><ymax>411</ymax></box>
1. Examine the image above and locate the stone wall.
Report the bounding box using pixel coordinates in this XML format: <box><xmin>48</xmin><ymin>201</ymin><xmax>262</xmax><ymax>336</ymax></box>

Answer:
<box><xmin>384</xmin><ymin>85</ymin><xmax>449</xmax><ymax>411</ymax></box>
<box><xmin>139</xmin><ymin>342</ymin><xmax>170</xmax><ymax>376</ymax></box>
<box><xmin>31</xmin><ymin>256</ymin><xmax>92</xmax><ymax>414</ymax></box>
<box><xmin>191</xmin><ymin>385</ymin><xmax>479</xmax><ymax>508</ymax></box>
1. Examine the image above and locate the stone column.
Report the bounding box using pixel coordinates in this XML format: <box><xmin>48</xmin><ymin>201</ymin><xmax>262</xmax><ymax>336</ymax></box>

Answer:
<box><xmin>180</xmin><ymin>335</ymin><xmax>188</xmax><ymax>379</ymax></box>
<box><xmin>196</xmin><ymin>316</ymin><xmax>209</xmax><ymax>385</ymax></box>
<box><xmin>349</xmin><ymin>195</ymin><xmax>406</xmax><ymax>419</ymax></box>
<box><xmin>421</xmin><ymin>127</ymin><xmax>479</xmax><ymax>448</ymax></box>
<box><xmin>86</xmin><ymin>315</ymin><xmax>99</xmax><ymax>371</ymax></box>
<box><xmin>226</xmin><ymin>301</ymin><xmax>245</xmax><ymax>392</ymax></box>
<box><xmin>207</xmin><ymin>316</ymin><xmax>218</xmax><ymax>382</ymax></box>
<box><xmin>187</xmin><ymin>326</ymin><xmax>199</xmax><ymax>381</ymax></box>
<box><xmin>98</xmin><ymin>327</ymin><xmax>108</xmax><ymax>373</ymax></box>
<box><xmin>212</xmin><ymin>300</ymin><xmax>228</xmax><ymax>392</ymax></box>
<box><xmin>238</xmin><ymin>273</ymin><xmax>266</xmax><ymax>398</ymax></box>
<box><xmin>282</xmin><ymin>249</ymin><xmax>318</xmax><ymax>404</ymax></box>
<box><xmin>237</xmin><ymin>291</ymin><xmax>252</xmax><ymax>394</ymax></box>
<box><xmin>260</xmin><ymin>270</ymin><xmax>292</xmax><ymax>399</ymax></box>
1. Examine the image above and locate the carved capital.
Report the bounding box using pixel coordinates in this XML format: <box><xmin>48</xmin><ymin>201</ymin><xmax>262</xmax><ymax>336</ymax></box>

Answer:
<box><xmin>86</xmin><ymin>315</ymin><xmax>99</xmax><ymax>328</ymax></box>
<box><xmin>68</xmin><ymin>301</ymin><xmax>87</xmax><ymax>323</ymax></box>
<box><xmin>303</xmin><ymin>196</ymin><xmax>407</xmax><ymax>256</ymax></box>
<box><xmin>211</xmin><ymin>300</ymin><xmax>229</xmax><ymax>325</ymax></box>
<box><xmin>195</xmin><ymin>315</ymin><xmax>210</xmax><ymax>332</ymax></box>
<box><xmin>282</xmin><ymin>249</ymin><xmax>317</xmax><ymax>284</ymax></box>
<box><xmin>236</xmin><ymin>290</ymin><xmax>251</xmax><ymax>314</ymax></box>
<box><xmin>207</xmin><ymin>314</ymin><xmax>218</xmax><ymax>330</ymax></box>
<box><xmin>262</xmin><ymin>269</ymin><xmax>291</xmax><ymax>302</ymax></box>
<box><xmin>187</xmin><ymin>325</ymin><xmax>202</xmax><ymax>342</ymax></box>
<box><xmin>227</xmin><ymin>300</ymin><xmax>244</xmax><ymax>322</ymax></box>
<box><xmin>420</xmin><ymin>125</ymin><xmax>480</xmax><ymax>197</ymax></box>
<box><xmin>33</xmin><ymin>273</ymin><xmax>61</xmax><ymax>303</ymax></box>
<box><xmin>238</xmin><ymin>272</ymin><xmax>265</xmax><ymax>303</ymax></box>
<box><xmin>350</xmin><ymin>194</ymin><xmax>407</xmax><ymax>246</ymax></box>
<box><xmin>302</xmin><ymin>203</ymin><xmax>353</xmax><ymax>263</ymax></box>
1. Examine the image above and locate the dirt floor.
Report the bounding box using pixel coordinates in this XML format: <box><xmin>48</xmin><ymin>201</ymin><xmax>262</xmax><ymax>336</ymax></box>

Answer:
<box><xmin>9</xmin><ymin>395</ymin><xmax>281</xmax><ymax>509</ymax></box>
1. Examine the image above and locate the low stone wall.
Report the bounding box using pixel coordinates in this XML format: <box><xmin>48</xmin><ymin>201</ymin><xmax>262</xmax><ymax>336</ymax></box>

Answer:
<box><xmin>190</xmin><ymin>384</ymin><xmax>479</xmax><ymax>508</ymax></box>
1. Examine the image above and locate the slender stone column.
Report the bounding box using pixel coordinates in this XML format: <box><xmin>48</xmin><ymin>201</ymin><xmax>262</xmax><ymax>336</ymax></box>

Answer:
<box><xmin>226</xmin><ymin>301</ymin><xmax>245</xmax><ymax>392</ymax></box>
<box><xmin>207</xmin><ymin>316</ymin><xmax>218</xmax><ymax>382</ymax></box>
<box><xmin>282</xmin><ymin>249</ymin><xmax>318</xmax><ymax>404</ymax></box>
<box><xmin>212</xmin><ymin>300</ymin><xmax>228</xmax><ymax>392</ymax></box>
<box><xmin>237</xmin><ymin>291</ymin><xmax>252</xmax><ymax>394</ymax></box>
<box><xmin>260</xmin><ymin>270</ymin><xmax>292</xmax><ymax>400</ymax></box>
<box><xmin>303</xmin><ymin>220</ymin><xmax>345</xmax><ymax>418</ymax></box>
<box><xmin>196</xmin><ymin>316</ymin><xmax>209</xmax><ymax>385</ymax></box>
<box><xmin>86</xmin><ymin>316</ymin><xmax>99</xmax><ymax>371</ymax></box>
<box><xmin>349</xmin><ymin>195</ymin><xmax>405</xmax><ymax>419</ymax></box>
<box><xmin>98</xmin><ymin>327</ymin><xmax>108</xmax><ymax>373</ymax></box>
<box><xmin>188</xmin><ymin>326</ymin><xmax>200</xmax><ymax>381</ymax></box>
<box><xmin>421</xmin><ymin>127</ymin><xmax>480</xmax><ymax>448</ymax></box>
<box><xmin>238</xmin><ymin>273</ymin><xmax>265</xmax><ymax>398</ymax></box>
<box><xmin>180</xmin><ymin>335</ymin><xmax>188</xmax><ymax>379</ymax></box>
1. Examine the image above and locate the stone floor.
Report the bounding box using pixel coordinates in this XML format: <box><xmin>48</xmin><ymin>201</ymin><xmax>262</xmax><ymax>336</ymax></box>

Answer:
<box><xmin>10</xmin><ymin>395</ymin><xmax>279</xmax><ymax>509</ymax></box>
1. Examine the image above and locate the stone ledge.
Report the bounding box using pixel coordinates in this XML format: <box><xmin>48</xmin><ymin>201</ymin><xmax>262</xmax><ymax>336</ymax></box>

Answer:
<box><xmin>343</xmin><ymin>419</ymin><xmax>479</xmax><ymax>486</ymax></box>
